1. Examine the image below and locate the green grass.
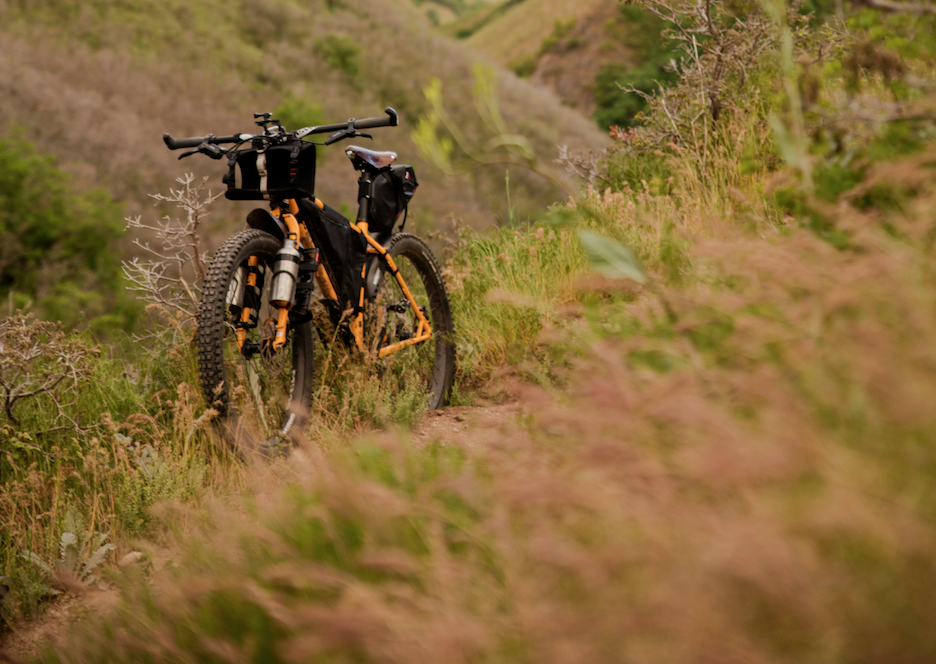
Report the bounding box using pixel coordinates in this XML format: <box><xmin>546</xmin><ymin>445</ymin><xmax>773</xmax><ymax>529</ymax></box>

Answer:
<box><xmin>0</xmin><ymin>326</ymin><xmax>241</xmax><ymax>626</ymax></box>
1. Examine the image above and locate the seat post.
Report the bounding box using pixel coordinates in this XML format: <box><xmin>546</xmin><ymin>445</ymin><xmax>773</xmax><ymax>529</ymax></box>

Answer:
<box><xmin>356</xmin><ymin>169</ymin><xmax>372</xmax><ymax>226</ymax></box>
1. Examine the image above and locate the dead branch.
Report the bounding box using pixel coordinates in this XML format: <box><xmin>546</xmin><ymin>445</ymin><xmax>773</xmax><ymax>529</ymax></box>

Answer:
<box><xmin>555</xmin><ymin>147</ymin><xmax>609</xmax><ymax>187</ymax></box>
<box><xmin>858</xmin><ymin>0</ymin><xmax>936</xmax><ymax>13</ymax></box>
<box><xmin>122</xmin><ymin>174</ymin><xmax>221</xmax><ymax>340</ymax></box>
<box><xmin>0</xmin><ymin>314</ymin><xmax>97</xmax><ymax>431</ymax></box>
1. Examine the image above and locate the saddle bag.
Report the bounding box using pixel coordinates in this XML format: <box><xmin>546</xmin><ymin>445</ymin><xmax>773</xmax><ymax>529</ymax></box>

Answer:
<box><xmin>224</xmin><ymin>139</ymin><xmax>316</xmax><ymax>201</ymax></box>
<box><xmin>368</xmin><ymin>164</ymin><xmax>418</xmax><ymax>233</ymax></box>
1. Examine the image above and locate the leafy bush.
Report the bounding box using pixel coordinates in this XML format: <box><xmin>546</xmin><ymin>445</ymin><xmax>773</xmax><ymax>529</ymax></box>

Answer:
<box><xmin>594</xmin><ymin>61</ymin><xmax>678</xmax><ymax>130</ymax></box>
<box><xmin>592</xmin><ymin>6</ymin><xmax>680</xmax><ymax>130</ymax></box>
<box><xmin>315</xmin><ymin>34</ymin><xmax>363</xmax><ymax>86</ymax></box>
<box><xmin>538</xmin><ymin>17</ymin><xmax>578</xmax><ymax>55</ymax></box>
<box><xmin>0</xmin><ymin>133</ymin><xmax>134</xmax><ymax>331</ymax></box>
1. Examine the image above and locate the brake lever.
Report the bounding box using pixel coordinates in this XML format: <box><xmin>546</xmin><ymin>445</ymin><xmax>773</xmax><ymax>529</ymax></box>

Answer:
<box><xmin>178</xmin><ymin>141</ymin><xmax>227</xmax><ymax>160</ymax></box>
<box><xmin>324</xmin><ymin>129</ymin><xmax>374</xmax><ymax>146</ymax></box>
<box><xmin>325</xmin><ymin>130</ymin><xmax>348</xmax><ymax>146</ymax></box>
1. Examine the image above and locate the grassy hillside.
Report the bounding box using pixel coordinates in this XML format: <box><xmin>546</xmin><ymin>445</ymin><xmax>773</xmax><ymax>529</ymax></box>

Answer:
<box><xmin>0</xmin><ymin>0</ymin><xmax>605</xmax><ymax>237</ymax></box>
<box><xmin>450</xmin><ymin>0</ymin><xmax>619</xmax><ymax>117</ymax></box>
<box><xmin>4</xmin><ymin>0</ymin><xmax>936</xmax><ymax>661</ymax></box>
<box><xmin>449</xmin><ymin>0</ymin><xmax>682</xmax><ymax>128</ymax></box>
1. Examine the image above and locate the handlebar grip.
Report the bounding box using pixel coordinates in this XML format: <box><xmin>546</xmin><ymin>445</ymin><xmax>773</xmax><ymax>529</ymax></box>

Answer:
<box><xmin>163</xmin><ymin>134</ymin><xmax>205</xmax><ymax>150</ymax></box>
<box><xmin>354</xmin><ymin>107</ymin><xmax>399</xmax><ymax>130</ymax></box>
<box><xmin>163</xmin><ymin>133</ymin><xmax>241</xmax><ymax>150</ymax></box>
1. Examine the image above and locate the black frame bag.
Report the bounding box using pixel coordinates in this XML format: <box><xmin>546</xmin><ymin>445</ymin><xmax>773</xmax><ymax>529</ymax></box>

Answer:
<box><xmin>296</xmin><ymin>198</ymin><xmax>367</xmax><ymax>310</ymax></box>
<box><xmin>224</xmin><ymin>139</ymin><xmax>316</xmax><ymax>201</ymax></box>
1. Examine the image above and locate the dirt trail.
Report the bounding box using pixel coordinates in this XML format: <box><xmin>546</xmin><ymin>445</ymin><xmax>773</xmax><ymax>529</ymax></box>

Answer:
<box><xmin>0</xmin><ymin>401</ymin><xmax>526</xmax><ymax>661</ymax></box>
<box><xmin>1</xmin><ymin>590</ymin><xmax>118</xmax><ymax>662</ymax></box>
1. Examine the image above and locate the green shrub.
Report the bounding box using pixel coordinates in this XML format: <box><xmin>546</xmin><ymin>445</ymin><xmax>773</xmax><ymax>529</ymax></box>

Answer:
<box><xmin>538</xmin><ymin>18</ymin><xmax>578</xmax><ymax>55</ymax></box>
<box><xmin>0</xmin><ymin>133</ymin><xmax>134</xmax><ymax>331</ymax></box>
<box><xmin>510</xmin><ymin>55</ymin><xmax>538</xmax><ymax>78</ymax></box>
<box><xmin>315</xmin><ymin>34</ymin><xmax>363</xmax><ymax>85</ymax></box>
<box><xmin>592</xmin><ymin>6</ymin><xmax>680</xmax><ymax>130</ymax></box>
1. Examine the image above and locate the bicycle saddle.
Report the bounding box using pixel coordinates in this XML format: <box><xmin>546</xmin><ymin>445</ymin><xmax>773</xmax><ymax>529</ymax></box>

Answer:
<box><xmin>346</xmin><ymin>145</ymin><xmax>398</xmax><ymax>170</ymax></box>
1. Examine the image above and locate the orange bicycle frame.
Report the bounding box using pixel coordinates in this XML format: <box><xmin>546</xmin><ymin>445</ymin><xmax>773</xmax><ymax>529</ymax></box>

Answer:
<box><xmin>261</xmin><ymin>199</ymin><xmax>431</xmax><ymax>359</ymax></box>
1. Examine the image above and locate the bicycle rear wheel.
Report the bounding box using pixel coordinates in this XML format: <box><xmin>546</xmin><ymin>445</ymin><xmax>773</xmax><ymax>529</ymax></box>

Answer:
<box><xmin>197</xmin><ymin>229</ymin><xmax>315</xmax><ymax>455</ymax></box>
<box><xmin>365</xmin><ymin>233</ymin><xmax>455</xmax><ymax>410</ymax></box>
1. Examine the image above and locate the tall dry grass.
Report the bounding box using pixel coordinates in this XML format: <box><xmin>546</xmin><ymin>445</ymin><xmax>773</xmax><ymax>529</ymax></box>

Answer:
<box><xmin>0</xmin><ymin>333</ymin><xmax>244</xmax><ymax>625</ymax></box>
<box><xmin>27</xmin><ymin>130</ymin><xmax>936</xmax><ymax>663</ymax></box>
<box><xmin>5</xmin><ymin>3</ymin><xmax>936</xmax><ymax>660</ymax></box>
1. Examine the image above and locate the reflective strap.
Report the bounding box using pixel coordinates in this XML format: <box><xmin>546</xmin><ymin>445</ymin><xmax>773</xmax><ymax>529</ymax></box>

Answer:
<box><xmin>290</xmin><ymin>141</ymin><xmax>301</xmax><ymax>184</ymax></box>
<box><xmin>257</xmin><ymin>151</ymin><xmax>268</xmax><ymax>197</ymax></box>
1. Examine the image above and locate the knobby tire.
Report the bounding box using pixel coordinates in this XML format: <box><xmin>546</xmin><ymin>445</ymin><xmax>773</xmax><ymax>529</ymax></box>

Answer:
<box><xmin>197</xmin><ymin>229</ymin><xmax>315</xmax><ymax>456</ymax></box>
<box><xmin>367</xmin><ymin>232</ymin><xmax>456</xmax><ymax>410</ymax></box>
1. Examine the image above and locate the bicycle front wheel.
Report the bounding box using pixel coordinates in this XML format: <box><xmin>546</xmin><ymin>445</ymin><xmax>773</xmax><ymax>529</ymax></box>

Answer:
<box><xmin>197</xmin><ymin>229</ymin><xmax>315</xmax><ymax>455</ymax></box>
<box><xmin>365</xmin><ymin>233</ymin><xmax>455</xmax><ymax>410</ymax></box>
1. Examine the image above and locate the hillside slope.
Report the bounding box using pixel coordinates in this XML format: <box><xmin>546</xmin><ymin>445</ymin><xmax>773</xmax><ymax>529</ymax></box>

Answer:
<box><xmin>459</xmin><ymin>0</ymin><xmax>607</xmax><ymax>65</ymax></box>
<box><xmin>452</xmin><ymin>0</ymin><xmax>643</xmax><ymax>123</ymax></box>
<box><xmin>0</xmin><ymin>0</ymin><xmax>606</xmax><ymax>247</ymax></box>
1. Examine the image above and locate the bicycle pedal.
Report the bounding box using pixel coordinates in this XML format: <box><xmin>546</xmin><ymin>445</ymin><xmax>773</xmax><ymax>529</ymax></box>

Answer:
<box><xmin>258</xmin><ymin>432</ymin><xmax>294</xmax><ymax>459</ymax></box>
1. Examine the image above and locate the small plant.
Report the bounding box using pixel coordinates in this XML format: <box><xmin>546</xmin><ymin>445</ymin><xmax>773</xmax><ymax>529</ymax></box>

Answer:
<box><xmin>20</xmin><ymin>509</ymin><xmax>115</xmax><ymax>590</ymax></box>
<box><xmin>0</xmin><ymin>313</ymin><xmax>97</xmax><ymax>433</ymax></box>
<box><xmin>122</xmin><ymin>174</ymin><xmax>220</xmax><ymax>347</ymax></box>
<box><xmin>412</xmin><ymin>64</ymin><xmax>570</xmax><ymax>195</ymax></box>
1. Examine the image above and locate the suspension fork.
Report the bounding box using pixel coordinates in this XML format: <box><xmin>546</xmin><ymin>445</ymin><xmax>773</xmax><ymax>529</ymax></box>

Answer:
<box><xmin>266</xmin><ymin>202</ymin><xmax>302</xmax><ymax>352</ymax></box>
<box><xmin>236</xmin><ymin>255</ymin><xmax>261</xmax><ymax>351</ymax></box>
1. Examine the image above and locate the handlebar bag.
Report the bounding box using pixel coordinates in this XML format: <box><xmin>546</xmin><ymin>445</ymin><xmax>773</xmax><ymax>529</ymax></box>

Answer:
<box><xmin>224</xmin><ymin>139</ymin><xmax>316</xmax><ymax>201</ymax></box>
<box><xmin>367</xmin><ymin>164</ymin><xmax>418</xmax><ymax>233</ymax></box>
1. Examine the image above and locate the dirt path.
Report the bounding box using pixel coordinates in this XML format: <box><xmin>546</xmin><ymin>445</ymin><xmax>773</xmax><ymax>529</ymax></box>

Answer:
<box><xmin>416</xmin><ymin>401</ymin><xmax>526</xmax><ymax>448</ymax></box>
<box><xmin>0</xmin><ymin>401</ymin><xmax>526</xmax><ymax>661</ymax></box>
<box><xmin>1</xmin><ymin>589</ymin><xmax>118</xmax><ymax>662</ymax></box>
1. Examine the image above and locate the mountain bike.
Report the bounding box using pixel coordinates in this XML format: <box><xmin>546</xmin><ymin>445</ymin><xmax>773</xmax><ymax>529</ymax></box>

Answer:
<box><xmin>163</xmin><ymin>107</ymin><xmax>455</xmax><ymax>455</ymax></box>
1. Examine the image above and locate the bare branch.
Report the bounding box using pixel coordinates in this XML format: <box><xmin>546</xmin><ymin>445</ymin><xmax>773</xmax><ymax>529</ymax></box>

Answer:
<box><xmin>859</xmin><ymin>0</ymin><xmax>936</xmax><ymax>13</ymax></box>
<box><xmin>0</xmin><ymin>314</ymin><xmax>97</xmax><ymax>432</ymax></box>
<box><xmin>122</xmin><ymin>174</ymin><xmax>220</xmax><ymax>339</ymax></box>
<box><xmin>555</xmin><ymin>147</ymin><xmax>609</xmax><ymax>187</ymax></box>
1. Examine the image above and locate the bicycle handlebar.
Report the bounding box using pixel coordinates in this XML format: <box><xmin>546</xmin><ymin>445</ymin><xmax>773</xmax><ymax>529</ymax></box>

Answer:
<box><xmin>162</xmin><ymin>133</ymin><xmax>241</xmax><ymax>150</ymax></box>
<box><xmin>300</xmin><ymin>107</ymin><xmax>399</xmax><ymax>135</ymax></box>
<box><xmin>163</xmin><ymin>107</ymin><xmax>399</xmax><ymax>151</ymax></box>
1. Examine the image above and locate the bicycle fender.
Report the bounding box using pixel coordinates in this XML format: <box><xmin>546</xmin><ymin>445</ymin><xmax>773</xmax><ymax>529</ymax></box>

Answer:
<box><xmin>245</xmin><ymin>208</ymin><xmax>287</xmax><ymax>241</ymax></box>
